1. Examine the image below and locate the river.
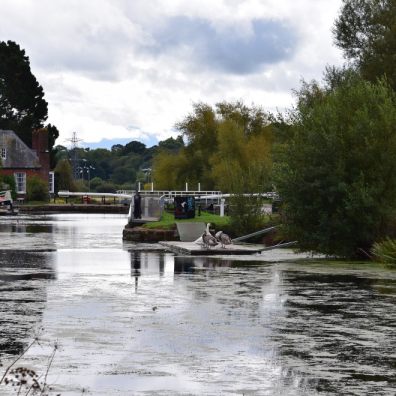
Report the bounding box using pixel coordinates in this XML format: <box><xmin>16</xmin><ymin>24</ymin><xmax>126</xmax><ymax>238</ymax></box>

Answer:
<box><xmin>0</xmin><ymin>213</ymin><xmax>395</xmax><ymax>395</ymax></box>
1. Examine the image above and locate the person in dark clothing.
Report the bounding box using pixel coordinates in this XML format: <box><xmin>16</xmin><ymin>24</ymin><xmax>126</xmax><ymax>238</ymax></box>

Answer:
<box><xmin>133</xmin><ymin>192</ymin><xmax>142</xmax><ymax>219</ymax></box>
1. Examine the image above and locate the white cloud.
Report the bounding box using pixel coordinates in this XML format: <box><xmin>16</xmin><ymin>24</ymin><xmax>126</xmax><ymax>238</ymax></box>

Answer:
<box><xmin>0</xmin><ymin>0</ymin><xmax>344</xmax><ymax>147</ymax></box>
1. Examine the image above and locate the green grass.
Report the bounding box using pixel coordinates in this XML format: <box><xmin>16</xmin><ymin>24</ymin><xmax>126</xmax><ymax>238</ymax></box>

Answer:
<box><xmin>142</xmin><ymin>210</ymin><xmax>230</xmax><ymax>229</ymax></box>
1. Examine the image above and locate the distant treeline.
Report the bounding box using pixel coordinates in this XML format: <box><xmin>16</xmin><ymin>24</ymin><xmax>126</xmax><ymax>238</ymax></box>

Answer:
<box><xmin>52</xmin><ymin>136</ymin><xmax>184</xmax><ymax>193</ymax></box>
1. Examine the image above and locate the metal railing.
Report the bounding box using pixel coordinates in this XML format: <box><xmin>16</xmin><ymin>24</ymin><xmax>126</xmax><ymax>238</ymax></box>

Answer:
<box><xmin>116</xmin><ymin>190</ymin><xmax>222</xmax><ymax>197</ymax></box>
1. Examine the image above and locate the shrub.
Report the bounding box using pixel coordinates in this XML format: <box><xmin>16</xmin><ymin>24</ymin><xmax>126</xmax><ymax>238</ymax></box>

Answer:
<box><xmin>26</xmin><ymin>176</ymin><xmax>48</xmax><ymax>202</ymax></box>
<box><xmin>73</xmin><ymin>179</ymin><xmax>88</xmax><ymax>192</ymax></box>
<box><xmin>95</xmin><ymin>182</ymin><xmax>117</xmax><ymax>193</ymax></box>
<box><xmin>229</xmin><ymin>194</ymin><xmax>268</xmax><ymax>237</ymax></box>
<box><xmin>89</xmin><ymin>177</ymin><xmax>103</xmax><ymax>191</ymax></box>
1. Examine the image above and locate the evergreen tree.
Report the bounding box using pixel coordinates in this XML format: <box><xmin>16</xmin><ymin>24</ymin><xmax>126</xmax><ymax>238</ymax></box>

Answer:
<box><xmin>0</xmin><ymin>40</ymin><xmax>48</xmax><ymax>146</ymax></box>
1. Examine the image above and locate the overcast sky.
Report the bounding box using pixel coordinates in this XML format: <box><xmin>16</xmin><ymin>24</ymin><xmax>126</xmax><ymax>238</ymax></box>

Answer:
<box><xmin>0</xmin><ymin>0</ymin><xmax>344</xmax><ymax>149</ymax></box>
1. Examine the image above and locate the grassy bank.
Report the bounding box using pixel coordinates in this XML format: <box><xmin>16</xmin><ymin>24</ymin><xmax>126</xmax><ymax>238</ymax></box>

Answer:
<box><xmin>142</xmin><ymin>211</ymin><xmax>230</xmax><ymax>230</ymax></box>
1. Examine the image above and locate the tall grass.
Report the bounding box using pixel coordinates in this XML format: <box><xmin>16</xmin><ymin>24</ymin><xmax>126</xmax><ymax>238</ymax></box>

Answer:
<box><xmin>371</xmin><ymin>238</ymin><xmax>396</xmax><ymax>265</ymax></box>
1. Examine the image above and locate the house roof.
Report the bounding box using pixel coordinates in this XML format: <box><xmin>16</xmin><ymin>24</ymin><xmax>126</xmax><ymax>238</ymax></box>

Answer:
<box><xmin>0</xmin><ymin>129</ymin><xmax>40</xmax><ymax>169</ymax></box>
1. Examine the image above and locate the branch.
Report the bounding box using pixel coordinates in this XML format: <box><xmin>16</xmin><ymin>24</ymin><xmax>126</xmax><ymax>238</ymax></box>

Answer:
<box><xmin>39</xmin><ymin>343</ymin><xmax>58</xmax><ymax>396</ymax></box>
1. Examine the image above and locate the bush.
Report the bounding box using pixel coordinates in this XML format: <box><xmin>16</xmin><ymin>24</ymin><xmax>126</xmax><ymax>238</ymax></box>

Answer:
<box><xmin>95</xmin><ymin>182</ymin><xmax>117</xmax><ymax>193</ymax></box>
<box><xmin>73</xmin><ymin>179</ymin><xmax>89</xmax><ymax>192</ymax></box>
<box><xmin>229</xmin><ymin>194</ymin><xmax>268</xmax><ymax>237</ymax></box>
<box><xmin>89</xmin><ymin>177</ymin><xmax>103</xmax><ymax>191</ymax></box>
<box><xmin>26</xmin><ymin>176</ymin><xmax>48</xmax><ymax>202</ymax></box>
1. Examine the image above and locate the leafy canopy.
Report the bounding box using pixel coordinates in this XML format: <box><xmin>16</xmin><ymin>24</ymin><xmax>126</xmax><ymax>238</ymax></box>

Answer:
<box><xmin>276</xmin><ymin>72</ymin><xmax>396</xmax><ymax>257</ymax></box>
<box><xmin>334</xmin><ymin>0</ymin><xmax>396</xmax><ymax>90</ymax></box>
<box><xmin>0</xmin><ymin>40</ymin><xmax>59</xmax><ymax>148</ymax></box>
<box><xmin>153</xmin><ymin>101</ymin><xmax>273</xmax><ymax>192</ymax></box>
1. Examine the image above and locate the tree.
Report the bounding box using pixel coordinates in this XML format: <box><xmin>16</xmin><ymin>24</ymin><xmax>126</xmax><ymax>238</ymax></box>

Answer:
<box><xmin>216</xmin><ymin>100</ymin><xmax>272</xmax><ymax>137</ymax></box>
<box><xmin>123</xmin><ymin>141</ymin><xmax>146</xmax><ymax>155</ymax></box>
<box><xmin>176</xmin><ymin>103</ymin><xmax>218</xmax><ymax>153</ymax></box>
<box><xmin>210</xmin><ymin>119</ymin><xmax>272</xmax><ymax>192</ymax></box>
<box><xmin>152</xmin><ymin>149</ymin><xmax>190</xmax><ymax>190</ymax></box>
<box><xmin>276</xmin><ymin>74</ymin><xmax>396</xmax><ymax>257</ymax></box>
<box><xmin>334</xmin><ymin>0</ymin><xmax>396</xmax><ymax>90</ymax></box>
<box><xmin>0</xmin><ymin>41</ymin><xmax>48</xmax><ymax>146</ymax></box>
<box><xmin>54</xmin><ymin>159</ymin><xmax>75</xmax><ymax>192</ymax></box>
<box><xmin>111</xmin><ymin>144</ymin><xmax>123</xmax><ymax>152</ymax></box>
<box><xmin>158</xmin><ymin>135</ymin><xmax>184</xmax><ymax>152</ymax></box>
<box><xmin>156</xmin><ymin>101</ymin><xmax>273</xmax><ymax>191</ymax></box>
<box><xmin>46</xmin><ymin>123</ymin><xmax>60</xmax><ymax>151</ymax></box>
<box><xmin>209</xmin><ymin>119</ymin><xmax>272</xmax><ymax>235</ymax></box>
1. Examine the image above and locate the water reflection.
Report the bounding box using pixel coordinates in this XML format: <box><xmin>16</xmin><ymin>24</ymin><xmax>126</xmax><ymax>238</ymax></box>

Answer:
<box><xmin>0</xmin><ymin>216</ymin><xmax>395</xmax><ymax>395</ymax></box>
<box><xmin>174</xmin><ymin>256</ymin><xmax>235</xmax><ymax>273</ymax></box>
<box><xmin>127</xmin><ymin>253</ymin><xmax>396</xmax><ymax>394</ymax></box>
<box><xmin>130</xmin><ymin>251</ymin><xmax>166</xmax><ymax>292</ymax></box>
<box><xmin>0</xmin><ymin>251</ymin><xmax>55</xmax><ymax>358</ymax></box>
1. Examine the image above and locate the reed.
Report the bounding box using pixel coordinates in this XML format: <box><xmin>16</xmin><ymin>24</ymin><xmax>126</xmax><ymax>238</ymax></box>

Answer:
<box><xmin>371</xmin><ymin>238</ymin><xmax>396</xmax><ymax>265</ymax></box>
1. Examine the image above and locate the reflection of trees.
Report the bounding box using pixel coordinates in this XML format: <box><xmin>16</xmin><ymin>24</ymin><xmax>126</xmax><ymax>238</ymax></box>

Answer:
<box><xmin>173</xmin><ymin>256</ymin><xmax>277</xmax><ymax>314</ymax></box>
<box><xmin>0</xmin><ymin>251</ymin><xmax>55</xmax><ymax>358</ymax></box>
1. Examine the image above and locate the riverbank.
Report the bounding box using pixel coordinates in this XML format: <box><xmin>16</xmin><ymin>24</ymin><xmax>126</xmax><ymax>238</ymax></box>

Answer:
<box><xmin>19</xmin><ymin>203</ymin><xmax>129</xmax><ymax>214</ymax></box>
<box><xmin>123</xmin><ymin>225</ymin><xmax>178</xmax><ymax>242</ymax></box>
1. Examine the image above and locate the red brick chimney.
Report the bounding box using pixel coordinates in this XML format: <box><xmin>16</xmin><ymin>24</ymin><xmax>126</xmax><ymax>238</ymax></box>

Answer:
<box><xmin>32</xmin><ymin>128</ymin><xmax>50</xmax><ymax>180</ymax></box>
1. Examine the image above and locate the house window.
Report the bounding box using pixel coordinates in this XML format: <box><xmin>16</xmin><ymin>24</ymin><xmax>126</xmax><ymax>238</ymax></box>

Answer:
<box><xmin>14</xmin><ymin>173</ymin><xmax>26</xmax><ymax>194</ymax></box>
<box><xmin>1</xmin><ymin>148</ymin><xmax>6</xmax><ymax>161</ymax></box>
<box><xmin>49</xmin><ymin>172</ymin><xmax>54</xmax><ymax>194</ymax></box>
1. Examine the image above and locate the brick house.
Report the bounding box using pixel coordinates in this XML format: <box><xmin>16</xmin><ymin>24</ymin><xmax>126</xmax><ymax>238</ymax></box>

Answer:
<box><xmin>0</xmin><ymin>129</ymin><xmax>54</xmax><ymax>198</ymax></box>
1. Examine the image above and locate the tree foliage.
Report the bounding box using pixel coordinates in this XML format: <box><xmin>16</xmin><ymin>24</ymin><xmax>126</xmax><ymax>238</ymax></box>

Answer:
<box><xmin>50</xmin><ymin>135</ymin><xmax>184</xmax><ymax>192</ymax></box>
<box><xmin>26</xmin><ymin>175</ymin><xmax>48</xmax><ymax>201</ymax></box>
<box><xmin>0</xmin><ymin>40</ymin><xmax>59</xmax><ymax>148</ymax></box>
<box><xmin>153</xmin><ymin>101</ymin><xmax>273</xmax><ymax>192</ymax></box>
<box><xmin>276</xmin><ymin>74</ymin><xmax>396</xmax><ymax>257</ymax></box>
<box><xmin>0</xmin><ymin>41</ymin><xmax>47</xmax><ymax>145</ymax></box>
<box><xmin>334</xmin><ymin>0</ymin><xmax>396</xmax><ymax>89</ymax></box>
<box><xmin>54</xmin><ymin>159</ymin><xmax>75</xmax><ymax>192</ymax></box>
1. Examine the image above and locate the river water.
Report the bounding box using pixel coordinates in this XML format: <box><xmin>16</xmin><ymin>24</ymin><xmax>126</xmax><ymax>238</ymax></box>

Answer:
<box><xmin>0</xmin><ymin>213</ymin><xmax>395</xmax><ymax>395</ymax></box>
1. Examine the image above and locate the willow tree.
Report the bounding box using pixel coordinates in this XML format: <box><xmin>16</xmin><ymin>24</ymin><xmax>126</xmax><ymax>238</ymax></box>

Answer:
<box><xmin>276</xmin><ymin>73</ymin><xmax>396</xmax><ymax>257</ymax></box>
<box><xmin>211</xmin><ymin>119</ymin><xmax>272</xmax><ymax>192</ymax></box>
<box><xmin>210</xmin><ymin>118</ymin><xmax>273</xmax><ymax>235</ymax></box>
<box><xmin>153</xmin><ymin>101</ymin><xmax>273</xmax><ymax>192</ymax></box>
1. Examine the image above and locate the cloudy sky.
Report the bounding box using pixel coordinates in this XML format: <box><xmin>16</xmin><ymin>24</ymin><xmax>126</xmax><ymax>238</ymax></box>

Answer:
<box><xmin>0</xmin><ymin>0</ymin><xmax>344</xmax><ymax>149</ymax></box>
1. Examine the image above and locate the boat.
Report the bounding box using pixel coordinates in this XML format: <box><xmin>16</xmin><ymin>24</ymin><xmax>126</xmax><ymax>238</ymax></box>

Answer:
<box><xmin>0</xmin><ymin>190</ymin><xmax>19</xmax><ymax>215</ymax></box>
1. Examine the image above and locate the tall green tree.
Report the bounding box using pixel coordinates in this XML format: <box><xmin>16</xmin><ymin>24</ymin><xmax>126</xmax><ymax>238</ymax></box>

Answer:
<box><xmin>334</xmin><ymin>0</ymin><xmax>396</xmax><ymax>90</ymax></box>
<box><xmin>0</xmin><ymin>41</ymin><xmax>48</xmax><ymax>146</ymax></box>
<box><xmin>157</xmin><ymin>101</ymin><xmax>273</xmax><ymax>191</ymax></box>
<box><xmin>276</xmin><ymin>73</ymin><xmax>396</xmax><ymax>257</ymax></box>
<box><xmin>54</xmin><ymin>159</ymin><xmax>75</xmax><ymax>192</ymax></box>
